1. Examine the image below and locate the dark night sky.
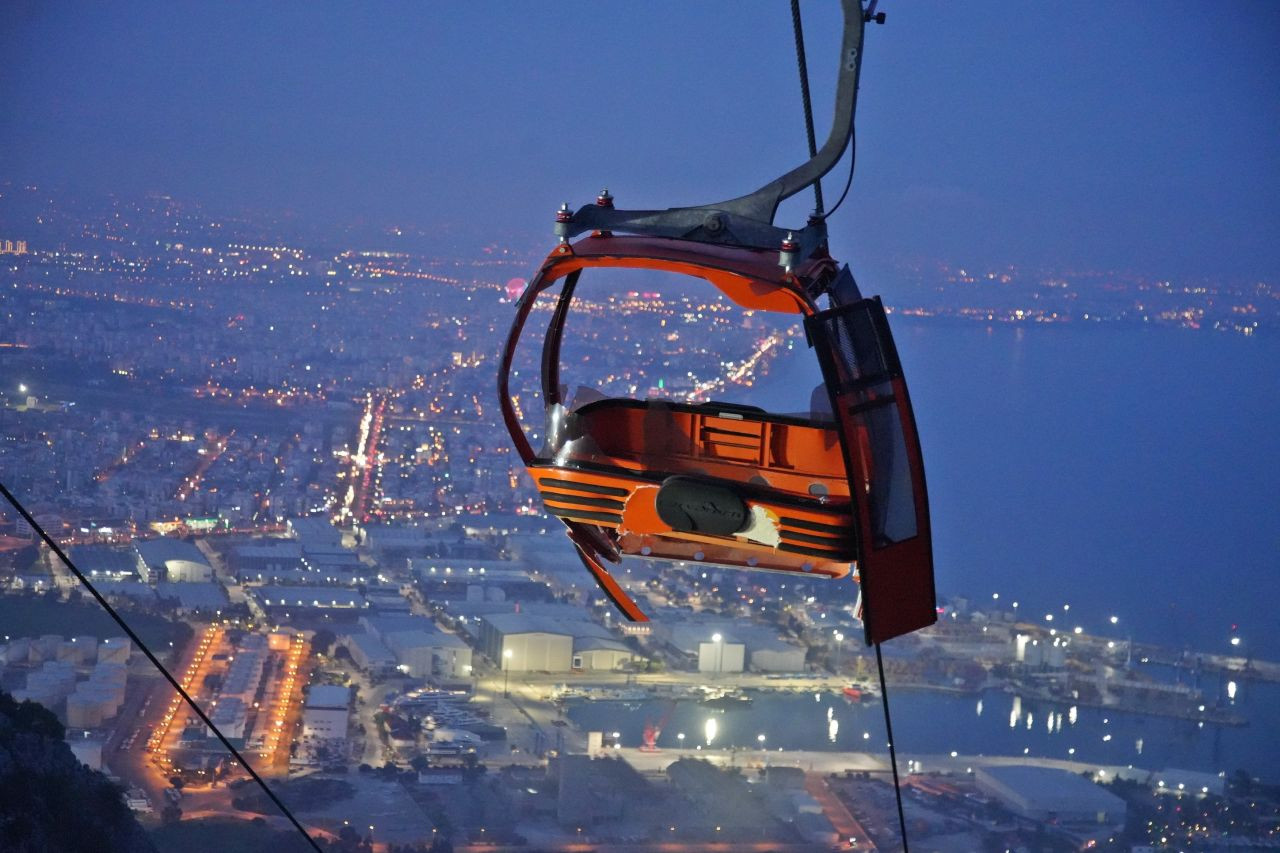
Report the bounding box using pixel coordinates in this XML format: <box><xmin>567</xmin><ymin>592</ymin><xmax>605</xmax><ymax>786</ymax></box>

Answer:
<box><xmin>2</xmin><ymin>1</ymin><xmax>1277</xmax><ymax>276</ymax></box>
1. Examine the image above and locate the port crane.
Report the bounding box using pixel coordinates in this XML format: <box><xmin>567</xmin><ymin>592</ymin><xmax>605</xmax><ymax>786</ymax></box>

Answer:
<box><xmin>639</xmin><ymin>700</ymin><xmax>677</xmax><ymax>752</ymax></box>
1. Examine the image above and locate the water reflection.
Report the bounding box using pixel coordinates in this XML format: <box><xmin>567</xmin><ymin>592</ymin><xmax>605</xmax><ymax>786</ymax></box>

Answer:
<box><xmin>566</xmin><ymin>682</ymin><xmax>1279</xmax><ymax>779</ymax></box>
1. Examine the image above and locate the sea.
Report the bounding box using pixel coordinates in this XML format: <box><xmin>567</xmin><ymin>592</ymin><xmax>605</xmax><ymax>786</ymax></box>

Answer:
<box><xmin>885</xmin><ymin>320</ymin><xmax>1278</xmax><ymax>662</ymax></box>
<box><xmin>574</xmin><ymin>320</ymin><xmax>1280</xmax><ymax>781</ymax></box>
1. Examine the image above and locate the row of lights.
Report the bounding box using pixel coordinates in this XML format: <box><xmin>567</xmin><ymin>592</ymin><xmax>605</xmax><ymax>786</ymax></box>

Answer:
<box><xmin>148</xmin><ymin>627</ymin><xmax>222</xmax><ymax>756</ymax></box>
<box><xmin>260</xmin><ymin>635</ymin><xmax>308</xmax><ymax>763</ymax></box>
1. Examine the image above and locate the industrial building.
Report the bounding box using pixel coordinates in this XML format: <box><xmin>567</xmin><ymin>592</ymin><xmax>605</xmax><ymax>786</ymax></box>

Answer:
<box><xmin>353</xmin><ymin>615</ymin><xmax>474</xmax><ymax>680</ymax></box>
<box><xmin>254</xmin><ymin>586</ymin><xmax>368</xmax><ymax>611</ymax></box>
<box><xmin>133</xmin><ymin>537</ymin><xmax>213</xmax><ymax>583</ymax></box>
<box><xmin>156</xmin><ymin>581</ymin><xmax>228</xmax><ymax>614</ymax></box>
<box><xmin>1013</xmin><ymin>632</ymin><xmax>1068</xmax><ymax>668</ymax></box>
<box><xmin>346</xmin><ymin>633</ymin><xmax>398</xmax><ymax>675</ymax></box>
<box><xmin>359</xmin><ymin>522</ymin><xmax>433</xmax><ymax>565</ymax></box>
<box><xmin>477</xmin><ymin>606</ymin><xmax>636</xmax><ymax>673</ymax></box>
<box><xmin>287</xmin><ymin>516</ymin><xmax>342</xmax><ymax>547</ymax></box>
<box><xmin>697</xmin><ymin>637</ymin><xmax>747</xmax><ymax>674</ymax></box>
<box><xmin>383</xmin><ymin>631</ymin><xmax>473</xmax><ymax>680</ymax></box>
<box><xmin>655</xmin><ymin>615</ymin><xmax>804</xmax><ymax>673</ymax></box>
<box><xmin>366</xmin><ymin>589</ymin><xmax>413</xmax><ymax>613</ymax></box>
<box><xmin>302</xmin><ymin>684</ymin><xmax>351</xmax><ymax>742</ymax></box>
<box><xmin>481</xmin><ymin>613</ymin><xmax>574</xmax><ymax>672</ymax></box>
<box><xmin>975</xmin><ymin>766</ymin><xmax>1126</xmax><ymax>824</ymax></box>
<box><xmin>231</xmin><ymin>540</ymin><xmax>304</xmax><ymax>580</ymax></box>
<box><xmin>207</xmin><ymin>696</ymin><xmax>247</xmax><ymax>743</ymax></box>
<box><xmin>93</xmin><ymin>580</ymin><xmax>158</xmax><ymax>606</ymax></box>
<box><xmin>68</xmin><ymin>545</ymin><xmax>138</xmax><ymax>580</ymax></box>
<box><xmin>221</xmin><ymin>634</ymin><xmax>268</xmax><ymax>702</ymax></box>
<box><xmin>572</xmin><ymin>637</ymin><xmax>640</xmax><ymax>671</ymax></box>
<box><xmin>301</xmin><ymin>547</ymin><xmax>364</xmax><ymax>578</ymax></box>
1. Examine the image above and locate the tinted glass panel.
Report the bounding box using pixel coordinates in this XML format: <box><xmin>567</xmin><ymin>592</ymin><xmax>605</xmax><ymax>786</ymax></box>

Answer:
<box><xmin>811</xmin><ymin>299</ymin><xmax>918</xmax><ymax>546</ymax></box>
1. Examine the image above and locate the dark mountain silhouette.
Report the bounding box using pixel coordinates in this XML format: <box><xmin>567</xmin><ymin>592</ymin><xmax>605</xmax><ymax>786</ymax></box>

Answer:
<box><xmin>0</xmin><ymin>690</ymin><xmax>157</xmax><ymax>853</ymax></box>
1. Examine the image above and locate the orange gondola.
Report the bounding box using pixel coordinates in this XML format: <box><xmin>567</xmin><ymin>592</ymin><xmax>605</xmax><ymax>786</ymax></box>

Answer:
<box><xmin>498</xmin><ymin>0</ymin><xmax>935</xmax><ymax>644</ymax></box>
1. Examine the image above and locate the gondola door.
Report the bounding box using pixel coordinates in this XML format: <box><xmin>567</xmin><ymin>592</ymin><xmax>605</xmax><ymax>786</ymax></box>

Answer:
<box><xmin>807</xmin><ymin>296</ymin><xmax>937</xmax><ymax>644</ymax></box>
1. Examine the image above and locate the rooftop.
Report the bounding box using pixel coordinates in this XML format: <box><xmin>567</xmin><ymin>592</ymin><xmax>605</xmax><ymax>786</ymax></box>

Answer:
<box><xmin>978</xmin><ymin>765</ymin><xmax>1127</xmax><ymax>811</ymax></box>
<box><xmin>134</xmin><ymin>537</ymin><xmax>209</xmax><ymax>569</ymax></box>
<box><xmin>305</xmin><ymin>684</ymin><xmax>351</xmax><ymax>710</ymax></box>
<box><xmin>257</xmin><ymin>586</ymin><xmax>367</xmax><ymax>609</ymax></box>
<box><xmin>156</xmin><ymin>581</ymin><xmax>228</xmax><ymax>610</ymax></box>
<box><xmin>67</xmin><ymin>545</ymin><xmax>137</xmax><ymax>576</ymax></box>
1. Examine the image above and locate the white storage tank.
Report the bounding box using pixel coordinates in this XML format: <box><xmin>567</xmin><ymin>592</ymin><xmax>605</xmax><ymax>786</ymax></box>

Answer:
<box><xmin>66</xmin><ymin>691</ymin><xmax>105</xmax><ymax>729</ymax></box>
<box><xmin>98</xmin><ymin>637</ymin><xmax>132</xmax><ymax>664</ymax></box>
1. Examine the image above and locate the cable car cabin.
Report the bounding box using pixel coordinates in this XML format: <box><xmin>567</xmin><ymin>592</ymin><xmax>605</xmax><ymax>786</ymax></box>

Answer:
<box><xmin>498</xmin><ymin>233</ymin><xmax>936</xmax><ymax>644</ymax></box>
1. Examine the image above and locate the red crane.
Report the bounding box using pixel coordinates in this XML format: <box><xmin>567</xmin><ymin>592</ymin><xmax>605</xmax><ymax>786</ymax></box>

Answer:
<box><xmin>639</xmin><ymin>701</ymin><xmax>677</xmax><ymax>752</ymax></box>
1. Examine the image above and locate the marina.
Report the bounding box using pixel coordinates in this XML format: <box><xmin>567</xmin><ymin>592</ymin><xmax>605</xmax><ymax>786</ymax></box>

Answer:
<box><xmin>564</xmin><ymin>680</ymin><xmax>1278</xmax><ymax>781</ymax></box>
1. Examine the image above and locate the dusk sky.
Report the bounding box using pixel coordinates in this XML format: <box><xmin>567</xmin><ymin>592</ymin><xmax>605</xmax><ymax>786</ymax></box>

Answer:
<box><xmin>3</xmin><ymin>1</ymin><xmax>1277</xmax><ymax>277</ymax></box>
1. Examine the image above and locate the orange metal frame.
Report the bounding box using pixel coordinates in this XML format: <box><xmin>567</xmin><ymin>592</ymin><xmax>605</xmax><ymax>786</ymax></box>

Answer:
<box><xmin>498</xmin><ymin>233</ymin><xmax>935</xmax><ymax>642</ymax></box>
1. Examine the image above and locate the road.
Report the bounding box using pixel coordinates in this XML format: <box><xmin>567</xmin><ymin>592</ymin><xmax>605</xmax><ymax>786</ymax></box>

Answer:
<box><xmin>805</xmin><ymin>773</ymin><xmax>874</xmax><ymax>851</ymax></box>
<box><xmin>105</xmin><ymin>673</ymin><xmax>166</xmax><ymax>803</ymax></box>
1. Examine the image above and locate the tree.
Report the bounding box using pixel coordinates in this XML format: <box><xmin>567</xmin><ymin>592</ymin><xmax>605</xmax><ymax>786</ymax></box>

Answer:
<box><xmin>311</xmin><ymin>629</ymin><xmax>337</xmax><ymax>657</ymax></box>
<box><xmin>12</xmin><ymin>543</ymin><xmax>40</xmax><ymax>571</ymax></box>
<box><xmin>460</xmin><ymin>753</ymin><xmax>487</xmax><ymax>787</ymax></box>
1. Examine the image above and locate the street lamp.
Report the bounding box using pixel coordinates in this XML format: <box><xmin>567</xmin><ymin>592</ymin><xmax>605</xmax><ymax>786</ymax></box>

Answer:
<box><xmin>833</xmin><ymin>631</ymin><xmax>844</xmax><ymax>674</ymax></box>
<box><xmin>503</xmin><ymin>648</ymin><xmax>513</xmax><ymax>697</ymax></box>
<box><xmin>677</xmin><ymin>732</ymin><xmax>685</xmax><ymax>749</ymax></box>
<box><xmin>712</xmin><ymin>633</ymin><xmax>723</xmax><ymax>674</ymax></box>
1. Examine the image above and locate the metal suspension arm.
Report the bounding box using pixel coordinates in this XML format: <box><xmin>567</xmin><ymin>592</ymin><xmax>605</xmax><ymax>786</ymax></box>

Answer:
<box><xmin>712</xmin><ymin>0</ymin><xmax>864</xmax><ymax>223</ymax></box>
<box><xmin>556</xmin><ymin>0</ymin><xmax>875</xmax><ymax>262</ymax></box>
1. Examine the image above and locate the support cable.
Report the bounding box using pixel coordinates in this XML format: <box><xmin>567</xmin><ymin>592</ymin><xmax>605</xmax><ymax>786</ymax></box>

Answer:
<box><xmin>0</xmin><ymin>481</ymin><xmax>324</xmax><ymax>853</ymax></box>
<box><xmin>875</xmin><ymin>641</ymin><xmax>911</xmax><ymax>852</ymax></box>
<box><xmin>792</xmin><ymin>0</ymin><xmax>860</xmax><ymax>224</ymax></box>
<box><xmin>797</xmin><ymin>10</ymin><xmax>901</xmax><ymax>845</ymax></box>
<box><xmin>790</xmin><ymin>0</ymin><xmax>824</xmax><ymax>215</ymax></box>
<box><xmin>819</xmin><ymin>123</ymin><xmax>857</xmax><ymax>221</ymax></box>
